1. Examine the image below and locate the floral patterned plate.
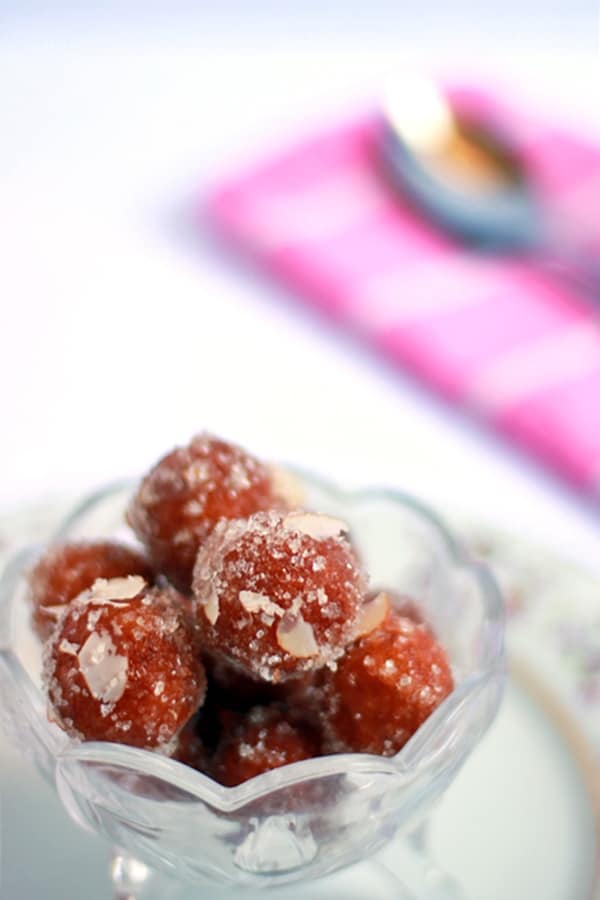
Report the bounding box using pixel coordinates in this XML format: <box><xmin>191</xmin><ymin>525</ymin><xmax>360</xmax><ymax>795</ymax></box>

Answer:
<box><xmin>0</xmin><ymin>500</ymin><xmax>598</xmax><ymax>899</ymax></box>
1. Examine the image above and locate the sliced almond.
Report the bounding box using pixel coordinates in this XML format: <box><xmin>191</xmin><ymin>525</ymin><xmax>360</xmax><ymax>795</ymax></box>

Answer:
<box><xmin>78</xmin><ymin>631</ymin><xmax>128</xmax><ymax>704</ymax></box>
<box><xmin>239</xmin><ymin>591</ymin><xmax>284</xmax><ymax>618</ymax></box>
<box><xmin>86</xmin><ymin>575</ymin><xmax>147</xmax><ymax>604</ymax></box>
<box><xmin>276</xmin><ymin>614</ymin><xmax>319</xmax><ymax>658</ymax></box>
<box><xmin>47</xmin><ymin>705</ymin><xmax>62</xmax><ymax>726</ymax></box>
<box><xmin>269</xmin><ymin>465</ymin><xmax>306</xmax><ymax>507</ymax></box>
<box><xmin>59</xmin><ymin>638</ymin><xmax>79</xmax><ymax>656</ymax></box>
<box><xmin>282</xmin><ymin>511</ymin><xmax>348</xmax><ymax>540</ymax></box>
<box><xmin>356</xmin><ymin>591</ymin><xmax>390</xmax><ymax>638</ymax></box>
<box><xmin>43</xmin><ymin>603</ymin><xmax>66</xmax><ymax>621</ymax></box>
<box><xmin>202</xmin><ymin>584</ymin><xmax>220</xmax><ymax>625</ymax></box>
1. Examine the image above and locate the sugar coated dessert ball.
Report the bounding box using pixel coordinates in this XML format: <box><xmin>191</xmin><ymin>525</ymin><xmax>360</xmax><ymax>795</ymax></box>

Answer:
<box><xmin>211</xmin><ymin>705</ymin><xmax>320</xmax><ymax>786</ymax></box>
<box><xmin>44</xmin><ymin>576</ymin><xmax>206</xmax><ymax>751</ymax></box>
<box><xmin>321</xmin><ymin>611</ymin><xmax>454</xmax><ymax>756</ymax></box>
<box><xmin>127</xmin><ymin>433</ymin><xmax>298</xmax><ymax>592</ymax></box>
<box><xmin>192</xmin><ymin>509</ymin><xmax>367</xmax><ymax>682</ymax></box>
<box><xmin>28</xmin><ymin>541</ymin><xmax>154</xmax><ymax>641</ymax></box>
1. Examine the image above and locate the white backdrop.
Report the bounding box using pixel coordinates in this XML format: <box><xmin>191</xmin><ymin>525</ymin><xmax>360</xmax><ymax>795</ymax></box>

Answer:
<box><xmin>1</xmin><ymin>3</ymin><xmax>599</xmax><ymax>571</ymax></box>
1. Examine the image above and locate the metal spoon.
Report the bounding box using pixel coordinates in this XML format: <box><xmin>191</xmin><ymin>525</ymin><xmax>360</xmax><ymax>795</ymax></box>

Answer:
<box><xmin>380</xmin><ymin>75</ymin><xmax>600</xmax><ymax>295</ymax></box>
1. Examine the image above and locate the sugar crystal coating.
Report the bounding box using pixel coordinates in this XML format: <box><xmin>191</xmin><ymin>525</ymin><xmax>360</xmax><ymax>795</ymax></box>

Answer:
<box><xmin>126</xmin><ymin>433</ymin><xmax>295</xmax><ymax>592</ymax></box>
<box><xmin>44</xmin><ymin>579</ymin><xmax>206</xmax><ymax>750</ymax></box>
<box><xmin>211</xmin><ymin>705</ymin><xmax>321</xmax><ymax>786</ymax></box>
<box><xmin>192</xmin><ymin>509</ymin><xmax>366</xmax><ymax>682</ymax></box>
<box><xmin>321</xmin><ymin>611</ymin><xmax>454</xmax><ymax>756</ymax></box>
<box><xmin>28</xmin><ymin>541</ymin><xmax>154</xmax><ymax>641</ymax></box>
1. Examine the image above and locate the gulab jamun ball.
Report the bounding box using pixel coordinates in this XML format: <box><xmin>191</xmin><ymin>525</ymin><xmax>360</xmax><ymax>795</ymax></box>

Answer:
<box><xmin>28</xmin><ymin>541</ymin><xmax>154</xmax><ymax>641</ymax></box>
<box><xmin>192</xmin><ymin>509</ymin><xmax>367</xmax><ymax>682</ymax></box>
<box><xmin>44</xmin><ymin>576</ymin><xmax>206</xmax><ymax>751</ymax></box>
<box><xmin>321</xmin><ymin>611</ymin><xmax>453</xmax><ymax>756</ymax></box>
<box><xmin>211</xmin><ymin>705</ymin><xmax>321</xmax><ymax>786</ymax></box>
<box><xmin>126</xmin><ymin>433</ymin><xmax>298</xmax><ymax>592</ymax></box>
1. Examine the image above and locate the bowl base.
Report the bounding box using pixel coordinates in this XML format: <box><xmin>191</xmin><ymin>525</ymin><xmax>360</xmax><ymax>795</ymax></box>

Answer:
<box><xmin>110</xmin><ymin>844</ymin><xmax>462</xmax><ymax>900</ymax></box>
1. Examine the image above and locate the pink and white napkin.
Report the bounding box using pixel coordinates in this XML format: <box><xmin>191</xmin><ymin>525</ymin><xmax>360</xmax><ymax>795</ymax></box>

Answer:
<box><xmin>208</xmin><ymin>85</ymin><xmax>600</xmax><ymax>499</ymax></box>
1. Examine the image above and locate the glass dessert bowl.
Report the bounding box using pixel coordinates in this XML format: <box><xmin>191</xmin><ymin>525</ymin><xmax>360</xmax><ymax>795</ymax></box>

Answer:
<box><xmin>0</xmin><ymin>472</ymin><xmax>504</xmax><ymax>897</ymax></box>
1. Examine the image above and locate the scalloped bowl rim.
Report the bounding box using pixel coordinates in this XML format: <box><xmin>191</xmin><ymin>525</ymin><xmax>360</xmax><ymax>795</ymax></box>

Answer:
<box><xmin>0</xmin><ymin>471</ymin><xmax>505</xmax><ymax>811</ymax></box>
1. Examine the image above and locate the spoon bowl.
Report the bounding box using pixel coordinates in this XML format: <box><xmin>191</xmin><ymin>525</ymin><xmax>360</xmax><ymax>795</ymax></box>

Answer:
<box><xmin>381</xmin><ymin>75</ymin><xmax>541</xmax><ymax>251</ymax></box>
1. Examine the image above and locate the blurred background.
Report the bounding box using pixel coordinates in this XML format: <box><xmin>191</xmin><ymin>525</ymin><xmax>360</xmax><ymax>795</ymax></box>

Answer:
<box><xmin>1</xmin><ymin>3</ymin><xmax>600</xmax><ymax>897</ymax></box>
<box><xmin>1</xmin><ymin>0</ymin><xmax>599</xmax><ymax>568</ymax></box>
<box><xmin>0</xmin><ymin>0</ymin><xmax>600</xmax><ymax>556</ymax></box>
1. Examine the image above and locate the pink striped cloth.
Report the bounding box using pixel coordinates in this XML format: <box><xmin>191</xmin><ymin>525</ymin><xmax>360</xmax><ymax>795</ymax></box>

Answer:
<box><xmin>208</xmin><ymin>86</ymin><xmax>600</xmax><ymax>498</ymax></box>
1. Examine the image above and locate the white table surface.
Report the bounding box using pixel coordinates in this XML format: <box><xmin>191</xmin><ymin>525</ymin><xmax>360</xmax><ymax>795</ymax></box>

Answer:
<box><xmin>1</xmin><ymin>5</ymin><xmax>599</xmax><ymax>895</ymax></box>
